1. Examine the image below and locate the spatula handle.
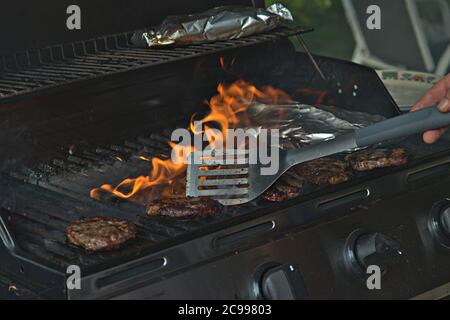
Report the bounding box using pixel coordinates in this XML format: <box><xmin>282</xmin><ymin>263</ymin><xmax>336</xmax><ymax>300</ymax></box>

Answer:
<box><xmin>355</xmin><ymin>107</ymin><xmax>450</xmax><ymax>147</ymax></box>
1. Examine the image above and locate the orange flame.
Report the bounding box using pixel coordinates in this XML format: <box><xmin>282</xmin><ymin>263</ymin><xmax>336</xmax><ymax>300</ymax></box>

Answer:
<box><xmin>90</xmin><ymin>79</ymin><xmax>291</xmax><ymax>201</ymax></box>
<box><xmin>296</xmin><ymin>88</ymin><xmax>334</xmax><ymax>106</ymax></box>
<box><xmin>90</xmin><ymin>142</ymin><xmax>192</xmax><ymax>200</ymax></box>
<box><xmin>219</xmin><ymin>56</ymin><xmax>236</xmax><ymax>71</ymax></box>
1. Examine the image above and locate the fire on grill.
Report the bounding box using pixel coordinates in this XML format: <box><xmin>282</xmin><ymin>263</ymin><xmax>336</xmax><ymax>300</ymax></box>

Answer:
<box><xmin>89</xmin><ymin>79</ymin><xmax>289</xmax><ymax>201</ymax></box>
<box><xmin>86</xmin><ymin>77</ymin><xmax>410</xmax><ymax>231</ymax></box>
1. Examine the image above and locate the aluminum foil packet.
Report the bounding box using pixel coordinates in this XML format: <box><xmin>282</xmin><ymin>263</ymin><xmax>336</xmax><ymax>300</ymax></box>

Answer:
<box><xmin>246</xmin><ymin>103</ymin><xmax>386</xmax><ymax>149</ymax></box>
<box><xmin>131</xmin><ymin>4</ymin><xmax>293</xmax><ymax>48</ymax></box>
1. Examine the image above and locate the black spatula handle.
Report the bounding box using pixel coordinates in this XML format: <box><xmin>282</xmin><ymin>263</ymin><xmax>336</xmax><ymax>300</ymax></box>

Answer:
<box><xmin>355</xmin><ymin>107</ymin><xmax>450</xmax><ymax>147</ymax></box>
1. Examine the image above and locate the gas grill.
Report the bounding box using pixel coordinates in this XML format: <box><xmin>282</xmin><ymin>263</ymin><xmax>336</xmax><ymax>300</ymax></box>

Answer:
<box><xmin>1</xmin><ymin>0</ymin><xmax>450</xmax><ymax>300</ymax></box>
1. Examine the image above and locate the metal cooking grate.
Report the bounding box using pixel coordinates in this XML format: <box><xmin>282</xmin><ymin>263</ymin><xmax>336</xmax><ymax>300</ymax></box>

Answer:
<box><xmin>1</xmin><ymin>125</ymin><xmax>259</xmax><ymax>273</ymax></box>
<box><xmin>4</xmin><ymin>135</ymin><xmax>448</xmax><ymax>274</ymax></box>
<box><xmin>0</xmin><ymin>27</ymin><xmax>310</xmax><ymax>100</ymax></box>
<box><xmin>9</xmin><ymin>128</ymin><xmax>175</xmax><ymax>190</ymax></box>
<box><xmin>0</xmin><ymin>173</ymin><xmax>245</xmax><ymax>273</ymax></box>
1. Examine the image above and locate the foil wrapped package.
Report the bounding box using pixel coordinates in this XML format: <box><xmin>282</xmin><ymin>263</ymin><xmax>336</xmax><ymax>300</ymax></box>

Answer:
<box><xmin>246</xmin><ymin>103</ymin><xmax>386</xmax><ymax>149</ymax></box>
<box><xmin>132</xmin><ymin>4</ymin><xmax>293</xmax><ymax>48</ymax></box>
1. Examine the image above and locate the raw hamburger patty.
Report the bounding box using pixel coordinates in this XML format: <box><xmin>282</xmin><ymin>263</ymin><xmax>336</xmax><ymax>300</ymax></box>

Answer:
<box><xmin>346</xmin><ymin>148</ymin><xmax>408</xmax><ymax>172</ymax></box>
<box><xmin>262</xmin><ymin>170</ymin><xmax>305</xmax><ymax>202</ymax></box>
<box><xmin>294</xmin><ymin>158</ymin><xmax>352</xmax><ymax>185</ymax></box>
<box><xmin>67</xmin><ymin>217</ymin><xmax>136</xmax><ymax>252</ymax></box>
<box><xmin>146</xmin><ymin>197</ymin><xmax>222</xmax><ymax>218</ymax></box>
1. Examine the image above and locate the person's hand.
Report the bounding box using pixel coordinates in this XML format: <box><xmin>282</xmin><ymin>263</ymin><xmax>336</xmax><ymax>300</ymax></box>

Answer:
<box><xmin>411</xmin><ymin>73</ymin><xmax>450</xmax><ymax>144</ymax></box>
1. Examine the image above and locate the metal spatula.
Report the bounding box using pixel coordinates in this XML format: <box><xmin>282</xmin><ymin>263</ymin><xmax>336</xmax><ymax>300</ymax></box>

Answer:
<box><xmin>187</xmin><ymin>107</ymin><xmax>450</xmax><ymax>205</ymax></box>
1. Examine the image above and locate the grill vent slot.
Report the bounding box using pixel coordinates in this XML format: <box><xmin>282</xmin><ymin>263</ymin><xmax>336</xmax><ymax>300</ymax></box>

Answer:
<box><xmin>96</xmin><ymin>257</ymin><xmax>167</xmax><ymax>289</ymax></box>
<box><xmin>213</xmin><ymin>220</ymin><xmax>276</xmax><ymax>248</ymax></box>
<box><xmin>317</xmin><ymin>189</ymin><xmax>371</xmax><ymax>211</ymax></box>
<box><xmin>407</xmin><ymin>162</ymin><xmax>450</xmax><ymax>184</ymax></box>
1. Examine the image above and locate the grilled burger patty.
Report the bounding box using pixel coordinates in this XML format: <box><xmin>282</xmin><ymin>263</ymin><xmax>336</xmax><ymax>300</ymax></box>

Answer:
<box><xmin>67</xmin><ymin>217</ymin><xmax>136</xmax><ymax>252</ymax></box>
<box><xmin>146</xmin><ymin>197</ymin><xmax>223</xmax><ymax>218</ymax></box>
<box><xmin>346</xmin><ymin>148</ymin><xmax>408</xmax><ymax>172</ymax></box>
<box><xmin>262</xmin><ymin>170</ymin><xmax>305</xmax><ymax>202</ymax></box>
<box><xmin>294</xmin><ymin>158</ymin><xmax>352</xmax><ymax>185</ymax></box>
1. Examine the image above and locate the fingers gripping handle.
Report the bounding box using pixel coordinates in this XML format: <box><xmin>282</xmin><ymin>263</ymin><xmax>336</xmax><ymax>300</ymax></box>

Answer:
<box><xmin>355</xmin><ymin>107</ymin><xmax>450</xmax><ymax>147</ymax></box>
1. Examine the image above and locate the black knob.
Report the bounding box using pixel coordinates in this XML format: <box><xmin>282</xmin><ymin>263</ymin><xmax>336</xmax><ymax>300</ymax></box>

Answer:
<box><xmin>345</xmin><ymin>231</ymin><xmax>404</xmax><ymax>276</ymax></box>
<box><xmin>439</xmin><ymin>206</ymin><xmax>450</xmax><ymax>235</ymax></box>
<box><xmin>252</xmin><ymin>263</ymin><xmax>308</xmax><ymax>300</ymax></box>
<box><xmin>429</xmin><ymin>200</ymin><xmax>450</xmax><ymax>248</ymax></box>
<box><xmin>354</xmin><ymin>233</ymin><xmax>404</xmax><ymax>272</ymax></box>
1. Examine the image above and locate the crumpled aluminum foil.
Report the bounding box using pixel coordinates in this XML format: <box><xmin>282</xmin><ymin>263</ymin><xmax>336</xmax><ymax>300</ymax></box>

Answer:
<box><xmin>246</xmin><ymin>103</ymin><xmax>386</xmax><ymax>149</ymax></box>
<box><xmin>132</xmin><ymin>4</ymin><xmax>293</xmax><ymax>48</ymax></box>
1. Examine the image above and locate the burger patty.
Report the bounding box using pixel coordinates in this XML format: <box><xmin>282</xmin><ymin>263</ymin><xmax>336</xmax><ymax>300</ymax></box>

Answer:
<box><xmin>294</xmin><ymin>158</ymin><xmax>352</xmax><ymax>185</ymax></box>
<box><xmin>67</xmin><ymin>217</ymin><xmax>136</xmax><ymax>252</ymax></box>
<box><xmin>262</xmin><ymin>170</ymin><xmax>305</xmax><ymax>202</ymax></box>
<box><xmin>146</xmin><ymin>197</ymin><xmax>223</xmax><ymax>218</ymax></box>
<box><xmin>346</xmin><ymin>148</ymin><xmax>408</xmax><ymax>172</ymax></box>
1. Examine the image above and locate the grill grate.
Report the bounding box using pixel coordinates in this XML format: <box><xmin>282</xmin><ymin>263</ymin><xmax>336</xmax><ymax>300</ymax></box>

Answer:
<box><xmin>1</xmin><ymin>124</ymin><xmax>258</xmax><ymax>273</ymax></box>
<box><xmin>4</xmin><ymin>118</ymin><xmax>449</xmax><ymax>274</ymax></box>
<box><xmin>9</xmin><ymin>128</ymin><xmax>174</xmax><ymax>190</ymax></box>
<box><xmin>0</xmin><ymin>27</ymin><xmax>310</xmax><ymax>100</ymax></box>
<box><xmin>0</xmin><ymin>173</ymin><xmax>246</xmax><ymax>274</ymax></box>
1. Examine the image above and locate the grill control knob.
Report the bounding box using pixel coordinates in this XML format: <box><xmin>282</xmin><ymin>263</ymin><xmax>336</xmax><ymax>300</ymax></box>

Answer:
<box><xmin>438</xmin><ymin>206</ymin><xmax>450</xmax><ymax>235</ymax></box>
<box><xmin>346</xmin><ymin>231</ymin><xmax>404</xmax><ymax>276</ymax></box>
<box><xmin>429</xmin><ymin>200</ymin><xmax>450</xmax><ymax>247</ymax></box>
<box><xmin>252</xmin><ymin>263</ymin><xmax>308</xmax><ymax>300</ymax></box>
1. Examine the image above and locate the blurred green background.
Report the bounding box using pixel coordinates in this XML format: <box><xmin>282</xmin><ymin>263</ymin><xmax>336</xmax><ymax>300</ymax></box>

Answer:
<box><xmin>267</xmin><ymin>0</ymin><xmax>450</xmax><ymax>61</ymax></box>
<box><xmin>267</xmin><ymin>0</ymin><xmax>354</xmax><ymax>60</ymax></box>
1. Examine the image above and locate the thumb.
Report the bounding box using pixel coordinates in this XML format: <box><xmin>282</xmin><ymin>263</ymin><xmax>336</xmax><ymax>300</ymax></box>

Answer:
<box><xmin>437</xmin><ymin>97</ymin><xmax>450</xmax><ymax>112</ymax></box>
